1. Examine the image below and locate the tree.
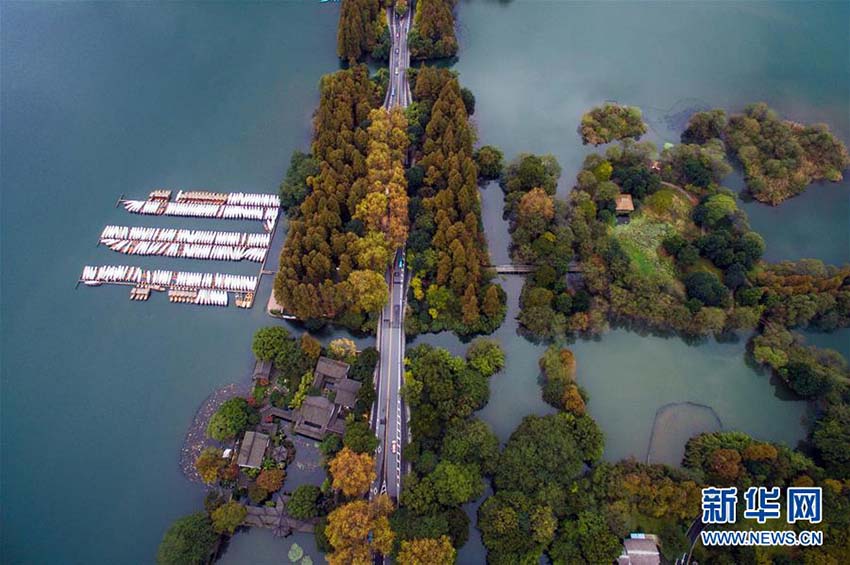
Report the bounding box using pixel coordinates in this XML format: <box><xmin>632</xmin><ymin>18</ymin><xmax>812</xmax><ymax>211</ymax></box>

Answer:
<box><xmin>256</xmin><ymin>468</ymin><xmax>286</xmax><ymax>493</ymax></box>
<box><xmin>195</xmin><ymin>447</ymin><xmax>224</xmax><ymax>485</ymax></box>
<box><xmin>813</xmin><ymin>404</ymin><xmax>850</xmax><ymax>477</ymax></box>
<box><xmin>157</xmin><ymin>513</ymin><xmax>218</xmax><ymax>565</ymax></box>
<box><xmin>708</xmin><ymin>448</ymin><xmax>743</xmax><ymax>483</ymax></box>
<box><xmin>248</xmin><ymin>482</ymin><xmax>269</xmax><ymax>505</ymax></box>
<box><xmin>550</xmin><ymin>511</ymin><xmax>621</xmax><ymax>564</ymax></box>
<box><xmin>518</xmin><ymin>187</ymin><xmax>555</xmax><ymax>223</ymax></box>
<box><xmin>465</xmin><ymin>338</ymin><xmax>505</xmax><ymax>377</ymax></box>
<box><xmin>350</xmin><ymin>347</ymin><xmax>379</xmax><ymax>381</ymax></box>
<box><xmin>252</xmin><ymin>326</ymin><xmax>290</xmax><ymax>361</ymax></box>
<box><xmin>280</xmin><ymin>150</ymin><xmax>319</xmax><ymax>211</ymax></box>
<box><xmin>580</xmin><ymin>104</ymin><xmax>647</xmax><ymax>145</ymax></box>
<box><xmin>478</xmin><ymin>491</ymin><xmax>553</xmax><ymax>563</ymax></box>
<box><xmin>348</xmin><ymin>270</ymin><xmax>390</xmax><ymax>314</ymax></box>
<box><xmin>328</xmin><ymin>338</ymin><xmax>358</xmax><ymax>361</ymax></box>
<box><xmin>300</xmin><ymin>332</ymin><xmax>323</xmax><ymax>361</ymax></box>
<box><xmin>474</xmin><ymin>145</ymin><xmax>504</xmax><ymax>180</ymax></box>
<box><xmin>681</xmin><ymin>109</ymin><xmax>727</xmax><ymax>144</ymax></box>
<box><xmin>429</xmin><ymin>461</ymin><xmax>483</xmax><ymax>507</ymax></box>
<box><xmin>397</xmin><ymin>536</ymin><xmax>456</xmax><ymax>565</ymax></box>
<box><xmin>288</xmin><ymin>485</ymin><xmax>321</xmax><ymax>520</ymax></box>
<box><xmin>481</xmin><ymin>284</ymin><xmax>503</xmax><ymax>319</ymax></box>
<box><xmin>329</xmin><ymin>447</ymin><xmax>376</xmax><ymax>497</ymax></box>
<box><xmin>325</xmin><ymin>496</ymin><xmax>395</xmax><ymax>564</ymax></box>
<box><xmin>441</xmin><ymin>418</ymin><xmax>500</xmax><ymax>476</ymax></box>
<box><xmin>337</xmin><ymin>0</ymin><xmax>382</xmax><ymax>62</ymax></box>
<box><xmin>211</xmin><ymin>501</ymin><xmax>247</xmax><ymax>535</ymax></box>
<box><xmin>207</xmin><ymin>397</ymin><xmax>251</xmax><ymax>441</ymax></box>
<box><xmin>495</xmin><ymin>413</ymin><xmax>603</xmax><ymax>499</ymax></box>
<box><xmin>344</xmin><ymin>419</ymin><xmax>379</xmax><ymax>453</ymax></box>
<box><xmin>684</xmin><ymin>271</ymin><xmax>729</xmax><ymax>308</ymax></box>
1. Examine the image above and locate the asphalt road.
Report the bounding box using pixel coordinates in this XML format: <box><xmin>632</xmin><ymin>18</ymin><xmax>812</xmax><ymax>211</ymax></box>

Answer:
<box><xmin>384</xmin><ymin>5</ymin><xmax>412</xmax><ymax>109</ymax></box>
<box><xmin>371</xmin><ymin>266</ymin><xmax>407</xmax><ymax>500</ymax></box>
<box><xmin>370</xmin><ymin>4</ymin><xmax>414</xmax><ymax>507</ymax></box>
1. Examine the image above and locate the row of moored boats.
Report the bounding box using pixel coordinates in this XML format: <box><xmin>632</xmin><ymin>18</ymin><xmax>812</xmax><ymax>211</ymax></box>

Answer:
<box><xmin>122</xmin><ymin>200</ymin><xmax>279</xmax><ymax>232</ymax></box>
<box><xmin>100</xmin><ymin>225</ymin><xmax>271</xmax><ymax>247</ymax></box>
<box><xmin>81</xmin><ymin>265</ymin><xmax>258</xmax><ymax>292</ymax></box>
<box><xmin>194</xmin><ymin>289</ymin><xmax>229</xmax><ymax>306</ymax></box>
<box><xmin>100</xmin><ymin>239</ymin><xmax>268</xmax><ymax>262</ymax></box>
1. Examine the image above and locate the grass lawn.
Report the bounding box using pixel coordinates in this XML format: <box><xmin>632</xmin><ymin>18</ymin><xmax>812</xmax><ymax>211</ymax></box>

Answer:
<box><xmin>642</xmin><ymin>187</ymin><xmax>697</xmax><ymax>235</ymax></box>
<box><xmin>613</xmin><ymin>216</ymin><xmax>677</xmax><ymax>284</ymax></box>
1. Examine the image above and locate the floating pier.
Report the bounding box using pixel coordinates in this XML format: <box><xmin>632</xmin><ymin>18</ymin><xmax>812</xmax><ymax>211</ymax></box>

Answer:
<box><xmin>119</xmin><ymin>190</ymin><xmax>280</xmax><ymax>232</ymax></box>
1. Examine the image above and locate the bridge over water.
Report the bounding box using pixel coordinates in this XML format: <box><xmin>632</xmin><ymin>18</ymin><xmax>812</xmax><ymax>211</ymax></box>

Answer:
<box><xmin>489</xmin><ymin>261</ymin><xmax>583</xmax><ymax>275</ymax></box>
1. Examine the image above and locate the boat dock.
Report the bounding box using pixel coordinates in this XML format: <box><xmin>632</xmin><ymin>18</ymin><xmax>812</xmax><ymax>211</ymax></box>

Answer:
<box><xmin>78</xmin><ymin>189</ymin><xmax>281</xmax><ymax>309</ymax></box>
<box><xmin>118</xmin><ymin>190</ymin><xmax>280</xmax><ymax>232</ymax></box>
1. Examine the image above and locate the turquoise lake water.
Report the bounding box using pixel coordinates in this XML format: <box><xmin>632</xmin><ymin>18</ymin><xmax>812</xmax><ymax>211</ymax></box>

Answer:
<box><xmin>2</xmin><ymin>1</ymin><xmax>847</xmax><ymax>564</ymax></box>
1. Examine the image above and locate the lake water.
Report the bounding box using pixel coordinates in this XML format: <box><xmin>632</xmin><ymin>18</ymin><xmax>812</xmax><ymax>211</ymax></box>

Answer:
<box><xmin>1</xmin><ymin>1</ymin><xmax>847</xmax><ymax>564</ymax></box>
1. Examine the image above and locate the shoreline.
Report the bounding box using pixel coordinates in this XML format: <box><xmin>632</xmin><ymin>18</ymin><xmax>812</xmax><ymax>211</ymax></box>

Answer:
<box><xmin>179</xmin><ymin>380</ymin><xmax>252</xmax><ymax>483</ymax></box>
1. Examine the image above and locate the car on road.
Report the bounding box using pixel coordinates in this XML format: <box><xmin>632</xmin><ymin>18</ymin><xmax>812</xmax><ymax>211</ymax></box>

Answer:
<box><xmin>395</xmin><ymin>68</ymin><xmax>399</xmax><ymax>75</ymax></box>
<box><xmin>391</xmin><ymin>440</ymin><xmax>398</xmax><ymax>454</ymax></box>
<box><xmin>395</xmin><ymin>47</ymin><xmax>399</xmax><ymax>54</ymax></box>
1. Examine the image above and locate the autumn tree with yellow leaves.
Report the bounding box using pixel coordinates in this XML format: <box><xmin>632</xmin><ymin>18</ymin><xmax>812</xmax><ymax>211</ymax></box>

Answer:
<box><xmin>328</xmin><ymin>447</ymin><xmax>376</xmax><ymax>498</ymax></box>
<box><xmin>325</xmin><ymin>495</ymin><xmax>395</xmax><ymax>565</ymax></box>
<box><xmin>397</xmin><ymin>536</ymin><xmax>456</xmax><ymax>565</ymax></box>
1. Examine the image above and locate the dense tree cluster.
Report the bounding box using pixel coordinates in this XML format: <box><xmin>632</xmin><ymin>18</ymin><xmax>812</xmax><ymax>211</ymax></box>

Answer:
<box><xmin>337</xmin><ymin>0</ymin><xmax>386</xmax><ymax>62</ymax></box>
<box><xmin>479</xmin><ymin>412</ymin><xmax>604</xmax><ymax>563</ymax></box>
<box><xmin>751</xmin><ymin>259</ymin><xmax>850</xmax><ymax>331</ymax></box>
<box><xmin>408</xmin><ymin>0</ymin><xmax>458</xmax><ymax>60</ymax></box>
<box><xmin>682</xmin><ymin>431</ymin><xmax>850</xmax><ymax>562</ymax></box>
<box><xmin>659</xmin><ymin>139</ymin><xmax>731</xmax><ymax>194</ymax></box>
<box><xmin>473</xmin><ymin>144</ymin><xmax>503</xmax><ymax>181</ymax></box>
<box><xmin>156</xmin><ymin>512</ymin><xmax>218</xmax><ymax>565</ymax></box>
<box><xmin>686</xmin><ymin>103</ymin><xmax>850</xmax><ymax>205</ymax></box>
<box><xmin>273</xmin><ymin>66</ymin><xmax>411</xmax><ymax>331</ymax></box>
<box><xmin>539</xmin><ymin>345</ymin><xmax>585</xmax><ymax>414</ymax></box>
<box><xmin>279</xmin><ymin>150</ymin><xmax>319</xmax><ymax>213</ymax></box>
<box><xmin>579</xmin><ymin>103</ymin><xmax>647</xmax><ymax>146</ymax></box>
<box><xmin>395</xmin><ymin>342</ymin><xmax>503</xmax><ymax>556</ymax></box>
<box><xmin>404</xmin><ymin>69</ymin><xmax>505</xmax><ymax>336</ymax></box>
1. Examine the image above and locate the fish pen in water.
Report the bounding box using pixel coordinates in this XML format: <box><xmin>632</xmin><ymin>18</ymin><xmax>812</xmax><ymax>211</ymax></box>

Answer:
<box><xmin>119</xmin><ymin>190</ymin><xmax>280</xmax><ymax>232</ymax></box>
<box><xmin>645</xmin><ymin>401</ymin><xmax>723</xmax><ymax>467</ymax></box>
